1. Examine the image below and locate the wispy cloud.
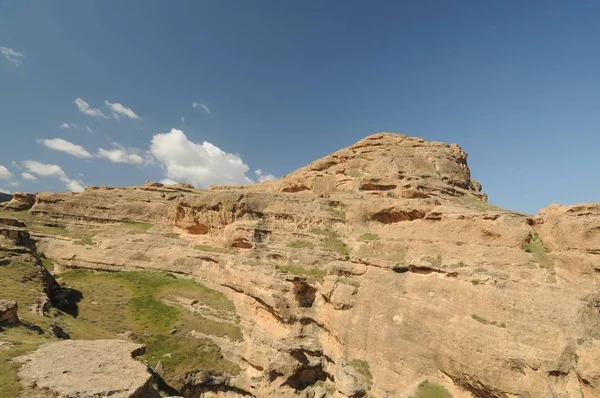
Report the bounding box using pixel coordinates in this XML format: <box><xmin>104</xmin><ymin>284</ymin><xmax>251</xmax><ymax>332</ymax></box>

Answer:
<box><xmin>59</xmin><ymin>122</ymin><xmax>93</xmax><ymax>133</ymax></box>
<box><xmin>104</xmin><ymin>100</ymin><xmax>141</xmax><ymax>120</ymax></box>
<box><xmin>21</xmin><ymin>172</ymin><xmax>38</xmax><ymax>182</ymax></box>
<box><xmin>21</xmin><ymin>160</ymin><xmax>84</xmax><ymax>192</ymax></box>
<box><xmin>0</xmin><ymin>165</ymin><xmax>12</xmax><ymax>180</ymax></box>
<box><xmin>255</xmin><ymin>169</ymin><xmax>277</xmax><ymax>182</ymax></box>
<box><xmin>96</xmin><ymin>141</ymin><xmax>146</xmax><ymax>164</ymax></box>
<box><xmin>38</xmin><ymin>138</ymin><xmax>94</xmax><ymax>159</ymax></box>
<box><xmin>75</xmin><ymin>98</ymin><xmax>108</xmax><ymax>118</ymax></box>
<box><xmin>192</xmin><ymin>102</ymin><xmax>211</xmax><ymax>114</ymax></box>
<box><xmin>181</xmin><ymin>117</ymin><xmax>185</xmax><ymax>124</ymax></box>
<box><xmin>1</xmin><ymin>46</ymin><xmax>24</xmax><ymax>66</ymax></box>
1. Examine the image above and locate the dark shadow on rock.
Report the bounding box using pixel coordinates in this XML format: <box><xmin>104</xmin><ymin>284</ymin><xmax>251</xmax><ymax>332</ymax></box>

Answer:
<box><xmin>51</xmin><ymin>287</ymin><xmax>83</xmax><ymax>317</ymax></box>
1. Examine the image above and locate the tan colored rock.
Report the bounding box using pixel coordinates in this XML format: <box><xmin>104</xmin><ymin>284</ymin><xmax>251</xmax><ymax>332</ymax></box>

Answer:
<box><xmin>0</xmin><ymin>300</ymin><xmax>18</xmax><ymax>324</ymax></box>
<box><xmin>15</xmin><ymin>339</ymin><xmax>158</xmax><ymax>398</ymax></box>
<box><xmin>13</xmin><ymin>133</ymin><xmax>600</xmax><ymax>397</ymax></box>
<box><xmin>3</xmin><ymin>192</ymin><xmax>36</xmax><ymax>211</ymax></box>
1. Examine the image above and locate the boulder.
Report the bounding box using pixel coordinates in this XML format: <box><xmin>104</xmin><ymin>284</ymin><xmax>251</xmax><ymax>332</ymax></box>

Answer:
<box><xmin>15</xmin><ymin>339</ymin><xmax>158</xmax><ymax>398</ymax></box>
<box><xmin>0</xmin><ymin>300</ymin><xmax>19</xmax><ymax>324</ymax></box>
<box><xmin>3</xmin><ymin>192</ymin><xmax>36</xmax><ymax>211</ymax></box>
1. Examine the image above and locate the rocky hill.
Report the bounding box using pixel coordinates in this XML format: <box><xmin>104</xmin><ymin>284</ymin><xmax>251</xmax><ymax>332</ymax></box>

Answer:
<box><xmin>1</xmin><ymin>133</ymin><xmax>599</xmax><ymax>398</ymax></box>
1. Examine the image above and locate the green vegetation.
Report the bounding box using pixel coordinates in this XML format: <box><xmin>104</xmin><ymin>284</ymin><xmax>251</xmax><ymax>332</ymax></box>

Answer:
<box><xmin>522</xmin><ymin>232</ymin><xmax>555</xmax><ymax>282</ymax></box>
<box><xmin>308</xmin><ymin>227</ymin><xmax>351</xmax><ymax>258</ymax></box>
<box><xmin>54</xmin><ymin>269</ymin><xmax>242</xmax><ymax>387</ymax></box>
<box><xmin>349</xmin><ymin>359</ymin><xmax>373</xmax><ymax>387</ymax></box>
<box><xmin>411</xmin><ymin>380</ymin><xmax>453</xmax><ymax>398</ymax></box>
<box><xmin>26</xmin><ymin>223</ymin><xmax>97</xmax><ymax>246</ymax></box>
<box><xmin>287</xmin><ymin>240</ymin><xmax>315</xmax><ymax>249</ymax></box>
<box><xmin>328</xmin><ymin>208</ymin><xmax>346</xmax><ymax>220</ymax></box>
<box><xmin>0</xmin><ymin>209</ymin><xmax>39</xmax><ymax>222</ymax></box>
<box><xmin>0</xmin><ymin>333</ymin><xmax>48</xmax><ymax>397</ymax></box>
<box><xmin>360</xmin><ymin>233</ymin><xmax>380</xmax><ymax>241</ymax></box>
<box><xmin>120</xmin><ymin>221</ymin><xmax>153</xmax><ymax>232</ymax></box>
<box><xmin>471</xmin><ymin>314</ymin><xmax>506</xmax><ymax>328</ymax></box>
<box><xmin>193</xmin><ymin>244</ymin><xmax>233</xmax><ymax>254</ymax></box>
<box><xmin>41</xmin><ymin>256</ymin><xmax>54</xmax><ymax>271</ymax></box>
<box><xmin>140</xmin><ymin>334</ymin><xmax>239</xmax><ymax>378</ymax></box>
<box><xmin>314</xmin><ymin>380</ymin><xmax>336</xmax><ymax>395</ymax></box>
<box><xmin>456</xmin><ymin>195</ymin><xmax>503</xmax><ymax>212</ymax></box>
<box><xmin>276</xmin><ymin>264</ymin><xmax>326</xmax><ymax>282</ymax></box>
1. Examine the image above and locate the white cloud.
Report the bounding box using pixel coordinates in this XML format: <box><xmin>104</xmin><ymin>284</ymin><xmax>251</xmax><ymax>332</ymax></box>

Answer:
<box><xmin>22</xmin><ymin>160</ymin><xmax>84</xmax><ymax>192</ymax></box>
<box><xmin>8</xmin><ymin>181</ymin><xmax>20</xmax><ymax>187</ymax></box>
<box><xmin>0</xmin><ymin>165</ymin><xmax>12</xmax><ymax>180</ymax></box>
<box><xmin>0</xmin><ymin>188</ymin><xmax>10</xmax><ymax>194</ymax></box>
<box><xmin>38</xmin><ymin>138</ymin><xmax>94</xmax><ymax>159</ymax></box>
<box><xmin>96</xmin><ymin>141</ymin><xmax>146</xmax><ymax>164</ymax></box>
<box><xmin>192</xmin><ymin>102</ymin><xmax>211</xmax><ymax>114</ymax></box>
<box><xmin>104</xmin><ymin>100</ymin><xmax>141</xmax><ymax>120</ymax></box>
<box><xmin>21</xmin><ymin>172</ymin><xmax>38</xmax><ymax>181</ymax></box>
<box><xmin>59</xmin><ymin>122</ymin><xmax>93</xmax><ymax>133</ymax></box>
<box><xmin>181</xmin><ymin>117</ymin><xmax>185</xmax><ymax>124</ymax></box>
<box><xmin>150</xmin><ymin>129</ymin><xmax>253</xmax><ymax>187</ymax></box>
<box><xmin>75</xmin><ymin>98</ymin><xmax>107</xmax><ymax>118</ymax></box>
<box><xmin>66</xmin><ymin>180</ymin><xmax>84</xmax><ymax>192</ymax></box>
<box><xmin>255</xmin><ymin>169</ymin><xmax>277</xmax><ymax>182</ymax></box>
<box><xmin>1</xmin><ymin>46</ymin><xmax>24</xmax><ymax>66</ymax></box>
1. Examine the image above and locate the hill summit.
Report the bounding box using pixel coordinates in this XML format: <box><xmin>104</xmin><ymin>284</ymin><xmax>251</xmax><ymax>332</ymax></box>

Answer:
<box><xmin>1</xmin><ymin>133</ymin><xmax>599</xmax><ymax>397</ymax></box>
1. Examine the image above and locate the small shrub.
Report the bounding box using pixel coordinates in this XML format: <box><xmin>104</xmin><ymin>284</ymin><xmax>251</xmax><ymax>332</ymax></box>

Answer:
<box><xmin>276</xmin><ymin>265</ymin><xmax>326</xmax><ymax>282</ymax></box>
<box><xmin>194</xmin><ymin>244</ymin><xmax>233</xmax><ymax>254</ymax></box>
<box><xmin>287</xmin><ymin>240</ymin><xmax>315</xmax><ymax>249</ymax></box>
<box><xmin>412</xmin><ymin>380</ymin><xmax>452</xmax><ymax>398</ymax></box>
<box><xmin>360</xmin><ymin>233</ymin><xmax>380</xmax><ymax>241</ymax></box>
<box><xmin>121</xmin><ymin>221</ymin><xmax>153</xmax><ymax>232</ymax></box>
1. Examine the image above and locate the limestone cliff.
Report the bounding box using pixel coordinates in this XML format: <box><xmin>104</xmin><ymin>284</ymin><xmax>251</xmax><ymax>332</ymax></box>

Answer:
<box><xmin>2</xmin><ymin>133</ymin><xmax>599</xmax><ymax>398</ymax></box>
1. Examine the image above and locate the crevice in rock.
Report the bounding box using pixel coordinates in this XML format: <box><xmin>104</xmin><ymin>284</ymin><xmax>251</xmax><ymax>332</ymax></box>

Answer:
<box><xmin>291</xmin><ymin>280</ymin><xmax>317</xmax><ymax>308</ymax></box>
<box><xmin>369</xmin><ymin>208</ymin><xmax>426</xmax><ymax>224</ymax></box>
<box><xmin>281</xmin><ymin>364</ymin><xmax>328</xmax><ymax>391</ymax></box>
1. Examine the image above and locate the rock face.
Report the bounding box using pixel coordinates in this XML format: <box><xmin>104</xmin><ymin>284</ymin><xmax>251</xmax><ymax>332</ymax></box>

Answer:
<box><xmin>2</xmin><ymin>192</ymin><xmax>36</xmax><ymax>211</ymax></box>
<box><xmin>7</xmin><ymin>133</ymin><xmax>600</xmax><ymax>397</ymax></box>
<box><xmin>0</xmin><ymin>300</ymin><xmax>18</xmax><ymax>324</ymax></box>
<box><xmin>15</xmin><ymin>339</ymin><xmax>157</xmax><ymax>398</ymax></box>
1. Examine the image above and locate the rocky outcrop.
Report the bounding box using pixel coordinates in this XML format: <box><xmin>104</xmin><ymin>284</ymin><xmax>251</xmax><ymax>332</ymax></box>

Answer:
<box><xmin>3</xmin><ymin>192</ymin><xmax>36</xmax><ymax>211</ymax></box>
<box><xmin>5</xmin><ymin>133</ymin><xmax>600</xmax><ymax>397</ymax></box>
<box><xmin>14</xmin><ymin>339</ymin><xmax>158</xmax><ymax>398</ymax></box>
<box><xmin>0</xmin><ymin>300</ymin><xmax>18</xmax><ymax>324</ymax></box>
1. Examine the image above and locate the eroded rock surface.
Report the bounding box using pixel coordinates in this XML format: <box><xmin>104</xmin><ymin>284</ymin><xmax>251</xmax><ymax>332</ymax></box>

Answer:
<box><xmin>3</xmin><ymin>133</ymin><xmax>600</xmax><ymax>397</ymax></box>
<box><xmin>15</xmin><ymin>339</ymin><xmax>157</xmax><ymax>398</ymax></box>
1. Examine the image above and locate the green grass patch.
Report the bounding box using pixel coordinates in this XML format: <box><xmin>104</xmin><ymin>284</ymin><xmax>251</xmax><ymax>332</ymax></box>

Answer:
<box><xmin>276</xmin><ymin>264</ymin><xmax>326</xmax><ymax>282</ymax></box>
<box><xmin>140</xmin><ymin>334</ymin><xmax>240</xmax><ymax>387</ymax></box>
<box><xmin>360</xmin><ymin>233</ymin><xmax>380</xmax><ymax>241</ymax></box>
<box><xmin>0</xmin><ymin>209</ymin><xmax>39</xmax><ymax>222</ymax></box>
<box><xmin>41</xmin><ymin>256</ymin><xmax>54</xmax><ymax>271</ymax></box>
<box><xmin>287</xmin><ymin>240</ymin><xmax>315</xmax><ymax>249</ymax></box>
<box><xmin>328</xmin><ymin>208</ymin><xmax>346</xmax><ymax>220</ymax></box>
<box><xmin>27</xmin><ymin>223</ymin><xmax>97</xmax><ymax>245</ymax></box>
<box><xmin>412</xmin><ymin>380</ymin><xmax>452</xmax><ymax>398</ymax></box>
<box><xmin>522</xmin><ymin>232</ymin><xmax>555</xmax><ymax>282</ymax></box>
<box><xmin>120</xmin><ymin>221</ymin><xmax>153</xmax><ymax>232</ymax></box>
<box><xmin>58</xmin><ymin>269</ymin><xmax>242</xmax><ymax>390</ymax></box>
<box><xmin>193</xmin><ymin>244</ymin><xmax>233</xmax><ymax>254</ymax></box>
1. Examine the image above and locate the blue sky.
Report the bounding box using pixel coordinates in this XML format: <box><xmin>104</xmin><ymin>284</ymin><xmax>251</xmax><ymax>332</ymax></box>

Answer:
<box><xmin>0</xmin><ymin>1</ymin><xmax>599</xmax><ymax>214</ymax></box>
